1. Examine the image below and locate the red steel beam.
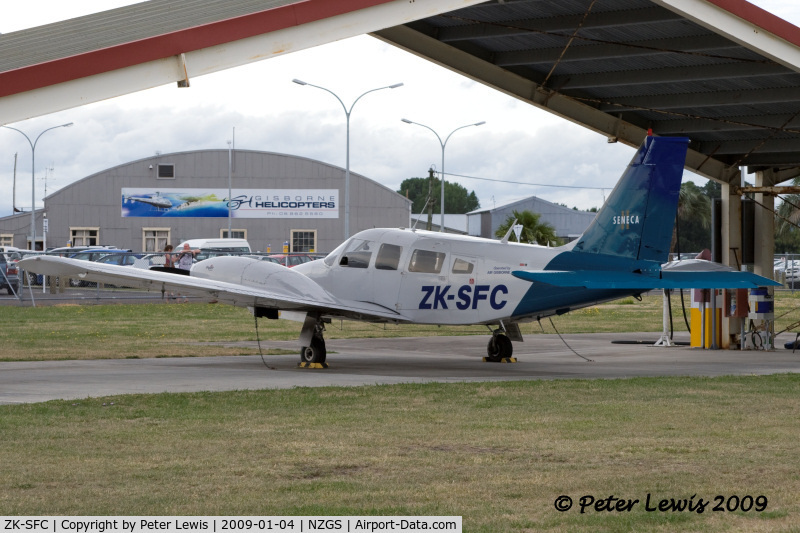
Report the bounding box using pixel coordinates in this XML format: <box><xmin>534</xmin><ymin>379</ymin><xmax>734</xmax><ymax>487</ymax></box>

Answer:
<box><xmin>705</xmin><ymin>0</ymin><xmax>800</xmax><ymax>49</ymax></box>
<box><xmin>0</xmin><ymin>0</ymin><xmax>395</xmax><ymax>98</ymax></box>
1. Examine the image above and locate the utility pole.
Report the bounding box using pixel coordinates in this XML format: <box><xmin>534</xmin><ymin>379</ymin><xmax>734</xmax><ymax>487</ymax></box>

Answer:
<box><xmin>12</xmin><ymin>153</ymin><xmax>18</xmax><ymax>214</ymax></box>
<box><xmin>426</xmin><ymin>167</ymin><xmax>435</xmax><ymax>231</ymax></box>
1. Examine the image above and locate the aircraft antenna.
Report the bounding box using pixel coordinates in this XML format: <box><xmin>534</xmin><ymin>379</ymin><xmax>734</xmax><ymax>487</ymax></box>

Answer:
<box><xmin>500</xmin><ymin>219</ymin><xmax>518</xmax><ymax>243</ymax></box>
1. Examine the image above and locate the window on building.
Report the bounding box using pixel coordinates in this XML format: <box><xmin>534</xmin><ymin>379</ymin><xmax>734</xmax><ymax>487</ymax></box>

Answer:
<box><xmin>0</xmin><ymin>234</ymin><xmax>12</xmax><ymax>248</ymax></box>
<box><xmin>408</xmin><ymin>249</ymin><xmax>446</xmax><ymax>274</ymax></box>
<box><xmin>291</xmin><ymin>229</ymin><xmax>317</xmax><ymax>253</ymax></box>
<box><xmin>221</xmin><ymin>229</ymin><xmax>247</xmax><ymax>240</ymax></box>
<box><xmin>375</xmin><ymin>244</ymin><xmax>402</xmax><ymax>271</ymax></box>
<box><xmin>157</xmin><ymin>164</ymin><xmax>175</xmax><ymax>179</ymax></box>
<box><xmin>143</xmin><ymin>228</ymin><xmax>171</xmax><ymax>252</ymax></box>
<box><xmin>71</xmin><ymin>228</ymin><xmax>99</xmax><ymax>247</ymax></box>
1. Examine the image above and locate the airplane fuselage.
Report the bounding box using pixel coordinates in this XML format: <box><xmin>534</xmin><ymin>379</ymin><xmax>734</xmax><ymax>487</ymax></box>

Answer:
<box><xmin>293</xmin><ymin>227</ymin><xmax>632</xmax><ymax>326</ymax></box>
<box><xmin>23</xmin><ymin>135</ymin><xmax>775</xmax><ymax>364</ymax></box>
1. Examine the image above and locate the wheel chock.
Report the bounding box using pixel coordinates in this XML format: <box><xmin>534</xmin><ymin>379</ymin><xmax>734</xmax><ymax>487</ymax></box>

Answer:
<box><xmin>297</xmin><ymin>362</ymin><xmax>329</xmax><ymax>369</ymax></box>
<box><xmin>482</xmin><ymin>357</ymin><xmax>518</xmax><ymax>363</ymax></box>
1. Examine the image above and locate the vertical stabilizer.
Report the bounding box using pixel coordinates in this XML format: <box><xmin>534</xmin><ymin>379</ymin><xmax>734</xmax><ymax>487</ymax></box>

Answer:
<box><xmin>571</xmin><ymin>136</ymin><xmax>689</xmax><ymax>262</ymax></box>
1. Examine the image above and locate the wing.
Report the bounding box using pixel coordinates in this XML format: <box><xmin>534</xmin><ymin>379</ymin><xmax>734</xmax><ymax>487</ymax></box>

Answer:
<box><xmin>512</xmin><ymin>269</ymin><xmax>780</xmax><ymax>289</ymax></box>
<box><xmin>19</xmin><ymin>255</ymin><xmax>408</xmax><ymax>322</ymax></box>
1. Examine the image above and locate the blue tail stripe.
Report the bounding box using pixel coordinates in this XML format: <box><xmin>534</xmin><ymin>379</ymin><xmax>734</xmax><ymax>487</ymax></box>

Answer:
<box><xmin>570</xmin><ymin>136</ymin><xmax>689</xmax><ymax>262</ymax></box>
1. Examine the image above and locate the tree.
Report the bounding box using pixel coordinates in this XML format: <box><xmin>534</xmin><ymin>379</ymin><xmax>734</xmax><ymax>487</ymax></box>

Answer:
<box><xmin>494</xmin><ymin>209</ymin><xmax>561</xmax><ymax>246</ymax></box>
<box><xmin>701</xmin><ymin>179</ymin><xmax>721</xmax><ymax>199</ymax></box>
<box><xmin>775</xmin><ymin>176</ymin><xmax>800</xmax><ymax>253</ymax></box>
<box><xmin>672</xmin><ymin>181</ymin><xmax>711</xmax><ymax>255</ymax></box>
<box><xmin>397</xmin><ymin>176</ymin><xmax>480</xmax><ymax>214</ymax></box>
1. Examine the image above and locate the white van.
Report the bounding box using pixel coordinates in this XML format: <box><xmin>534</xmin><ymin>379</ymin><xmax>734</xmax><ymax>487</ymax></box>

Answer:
<box><xmin>176</xmin><ymin>238</ymin><xmax>251</xmax><ymax>253</ymax></box>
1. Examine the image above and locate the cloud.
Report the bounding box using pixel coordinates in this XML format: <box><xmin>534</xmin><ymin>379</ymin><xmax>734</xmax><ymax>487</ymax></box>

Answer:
<box><xmin>0</xmin><ymin>96</ymin><xmax>639</xmax><ymax>218</ymax></box>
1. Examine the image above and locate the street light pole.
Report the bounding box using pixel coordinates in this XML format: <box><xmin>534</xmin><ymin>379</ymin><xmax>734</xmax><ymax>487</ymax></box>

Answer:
<box><xmin>227</xmin><ymin>139</ymin><xmax>233</xmax><ymax>237</ymax></box>
<box><xmin>293</xmin><ymin>79</ymin><xmax>403</xmax><ymax>240</ymax></box>
<box><xmin>401</xmin><ymin>119</ymin><xmax>485</xmax><ymax>232</ymax></box>
<box><xmin>1</xmin><ymin>122</ymin><xmax>73</xmax><ymax>250</ymax></box>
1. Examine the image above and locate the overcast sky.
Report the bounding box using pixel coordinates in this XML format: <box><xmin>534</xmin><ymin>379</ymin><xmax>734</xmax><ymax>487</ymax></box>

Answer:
<box><xmin>1</xmin><ymin>1</ymin><xmax>798</xmax><ymax>218</ymax></box>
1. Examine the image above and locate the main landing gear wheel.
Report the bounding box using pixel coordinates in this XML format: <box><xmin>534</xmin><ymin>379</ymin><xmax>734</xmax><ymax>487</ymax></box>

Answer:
<box><xmin>486</xmin><ymin>333</ymin><xmax>513</xmax><ymax>362</ymax></box>
<box><xmin>300</xmin><ymin>335</ymin><xmax>327</xmax><ymax>364</ymax></box>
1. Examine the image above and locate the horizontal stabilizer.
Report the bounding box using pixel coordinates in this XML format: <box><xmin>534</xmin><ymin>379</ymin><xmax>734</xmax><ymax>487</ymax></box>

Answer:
<box><xmin>512</xmin><ymin>269</ymin><xmax>780</xmax><ymax>289</ymax></box>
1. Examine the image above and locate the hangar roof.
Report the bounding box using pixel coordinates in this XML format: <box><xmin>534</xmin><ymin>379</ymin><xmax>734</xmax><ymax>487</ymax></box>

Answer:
<box><xmin>2</xmin><ymin>0</ymin><xmax>799</xmax><ymax>185</ymax></box>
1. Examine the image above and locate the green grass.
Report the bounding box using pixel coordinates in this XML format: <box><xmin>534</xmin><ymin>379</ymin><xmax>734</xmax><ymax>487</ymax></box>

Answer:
<box><xmin>4</xmin><ymin>291</ymin><xmax>800</xmax><ymax>360</ymax></box>
<box><xmin>1</xmin><ymin>375</ymin><xmax>799</xmax><ymax>531</ymax></box>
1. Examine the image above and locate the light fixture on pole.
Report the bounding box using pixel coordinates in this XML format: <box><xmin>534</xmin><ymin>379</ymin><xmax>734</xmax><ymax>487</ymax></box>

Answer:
<box><xmin>293</xmin><ymin>79</ymin><xmax>403</xmax><ymax>239</ymax></box>
<box><xmin>401</xmin><ymin>119</ymin><xmax>485</xmax><ymax>232</ymax></box>
<box><xmin>1</xmin><ymin>122</ymin><xmax>73</xmax><ymax>250</ymax></box>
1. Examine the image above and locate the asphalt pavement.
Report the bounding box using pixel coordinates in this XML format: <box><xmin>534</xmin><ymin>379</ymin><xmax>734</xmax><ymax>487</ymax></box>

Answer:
<box><xmin>2</xmin><ymin>332</ymin><xmax>799</xmax><ymax>404</ymax></box>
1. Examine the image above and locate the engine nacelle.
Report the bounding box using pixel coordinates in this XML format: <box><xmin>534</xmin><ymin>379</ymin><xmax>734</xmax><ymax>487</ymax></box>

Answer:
<box><xmin>191</xmin><ymin>256</ymin><xmax>338</xmax><ymax>305</ymax></box>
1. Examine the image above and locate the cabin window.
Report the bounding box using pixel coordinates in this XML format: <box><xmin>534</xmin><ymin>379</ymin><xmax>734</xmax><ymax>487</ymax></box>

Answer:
<box><xmin>339</xmin><ymin>239</ymin><xmax>372</xmax><ymax>268</ymax></box>
<box><xmin>324</xmin><ymin>241</ymin><xmax>348</xmax><ymax>267</ymax></box>
<box><xmin>408</xmin><ymin>249</ymin><xmax>446</xmax><ymax>274</ymax></box>
<box><xmin>375</xmin><ymin>244</ymin><xmax>402</xmax><ymax>270</ymax></box>
<box><xmin>452</xmin><ymin>258</ymin><xmax>475</xmax><ymax>274</ymax></box>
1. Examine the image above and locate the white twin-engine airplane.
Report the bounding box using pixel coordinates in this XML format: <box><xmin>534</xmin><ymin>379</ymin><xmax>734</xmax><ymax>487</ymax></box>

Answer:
<box><xmin>21</xmin><ymin>136</ymin><xmax>778</xmax><ymax>364</ymax></box>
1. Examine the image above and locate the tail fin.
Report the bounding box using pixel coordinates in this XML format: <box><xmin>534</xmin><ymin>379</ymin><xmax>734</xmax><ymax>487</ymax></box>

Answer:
<box><xmin>572</xmin><ymin>136</ymin><xmax>689</xmax><ymax>262</ymax></box>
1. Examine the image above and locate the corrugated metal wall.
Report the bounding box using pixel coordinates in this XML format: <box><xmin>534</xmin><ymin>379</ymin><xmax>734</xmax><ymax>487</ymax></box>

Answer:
<box><xmin>27</xmin><ymin>149</ymin><xmax>411</xmax><ymax>253</ymax></box>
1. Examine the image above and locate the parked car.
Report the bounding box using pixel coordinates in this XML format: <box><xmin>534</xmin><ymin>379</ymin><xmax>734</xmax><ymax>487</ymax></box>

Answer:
<box><xmin>265</xmin><ymin>253</ymin><xmax>319</xmax><ymax>268</ymax></box>
<box><xmin>176</xmin><ymin>238</ymin><xmax>251</xmax><ymax>253</ymax></box>
<box><xmin>95</xmin><ymin>252</ymin><xmax>142</xmax><ymax>266</ymax></box>
<box><xmin>69</xmin><ymin>248</ymin><xmax>132</xmax><ymax>262</ymax></box>
<box><xmin>65</xmin><ymin>249</ymin><xmax>133</xmax><ymax>286</ymax></box>
<box><xmin>133</xmin><ymin>253</ymin><xmax>168</xmax><ymax>269</ymax></box>
<box><xmin>243</xmin><ymin>254</ymin><xmax>283</xmax><ymax>265</ymax></box>
<box><xmin>0</xmin><ymin>252</ymin><xmax>21</xmax><ymax>295</ymax></box>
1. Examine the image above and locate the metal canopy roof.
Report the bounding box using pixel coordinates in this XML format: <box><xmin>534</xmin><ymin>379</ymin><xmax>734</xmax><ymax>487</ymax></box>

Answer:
<box><xmin>373</xmin><ymin>0</ymin><xmax>800</xmax><ymax>184</ymax></box>
<box><xmin>2</xmin><ymin>0</ymin><xmax>800</xmax><ymax>186</ymax></box>
<box><xmin>0</xmin><ymin>0</ymin><xmax>483</xmax><ymax>126</ymax></box>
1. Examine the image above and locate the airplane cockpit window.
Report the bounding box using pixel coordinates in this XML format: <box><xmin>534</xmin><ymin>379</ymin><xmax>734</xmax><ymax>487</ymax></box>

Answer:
<box><xmin>339</xmin><ymin>239</ymin><xmax>372</xmax><ymax>268</ymax></box>
<box><xmin>375</xmin><ymin>244</ymin><xmax>402</xmax><ymax>270</ymax></box>
<box><xmin>408</xmin><ymin>249</ymin><xmax>446</xmax><ymax>274</ymax></box>
<box><xmin>323</xmin><ymin>240</ymin><xmax>348</xmax><ymax>267</ymax></box>
<box><xmin>452</xmin><ymin>258</ymin><xmax>474</xmax><ymax>274</ymax></box>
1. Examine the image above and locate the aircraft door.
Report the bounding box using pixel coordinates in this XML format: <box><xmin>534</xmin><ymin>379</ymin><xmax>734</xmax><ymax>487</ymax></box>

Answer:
<box><xmin>448</xmin><ymin>254</ymin><xmax>486</xmax><ymax>321</ymax></box>
<box><xmin>332</xmin><ymin>238</ymin><xmax>376</xmax><ymax>301</ymax></box>
<box><xmin>397</xmin><ymin>242</ymin><xmax>453</xmax><ymax>322</ymax></box>
<box><xmin>371</xmin><ymin>242</ymin><xmax>405</xmax><ymax>311</ymax></box>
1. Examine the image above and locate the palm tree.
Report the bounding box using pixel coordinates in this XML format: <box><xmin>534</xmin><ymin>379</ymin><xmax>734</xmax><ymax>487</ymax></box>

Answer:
<box><xmin>672</xmin><ymin>181</ymin><xmax>711</xmax><ymax>256</ymax></box>
<box><xmin>494</xmin><ymin>210</ymin><xmax>562</xmax><ymax>246</ymax></box>
<box><xmin>776</xmin><ymin>176</ymin><xmax>800</xmax><ymax>238</ymax></box>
